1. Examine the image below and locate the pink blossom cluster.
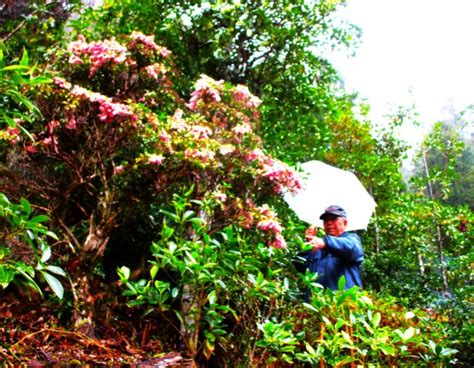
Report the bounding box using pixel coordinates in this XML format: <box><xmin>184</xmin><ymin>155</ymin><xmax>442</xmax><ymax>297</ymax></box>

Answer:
<box><xmin>255</xmin><ymin>205</ymin><xmax>287</xmax><ymax>249</ymax></box>
<box><xmin>184</xmin><ymin>148</ymin><xmax>216</xmax><ymax>163</ymax></box>
<box><xmin>98</xmin><ymin>100</ymin><xmax>135</xmax><ymax>123</ymax></box>
<box><xmin>147</xmin><ymin>153</ymin><xmax>165</xmax><ymax>165</ymax></box>
<box><xmin>232</xmin><ymin>84</ymin><xmax>262</xmax><ymax>109</ymax></box>
<box><xmin>190</xmin><ymin>125</ymin><xmax>212</xmax><ymax>139</ymax></box>
<box><xmin>169</xmin><ymin>109</ymin><xmax>190</xmax><ymax>132</ymax></box>
<box><xmin>53</xmin><ymin>77</ymin><xmax>71</xmax><ymax>90</ymax></box>
<box><xmin>244</xmin><ymin>148</ymin><xmax>302</xmax><ymax>194</ymax></box>
<box><xmin>232</xmin><ymin>122</ymin><xmax>252</xmax><ymax>137</ymax></box>
<box><xmin>187</xmin><ymin>75</ymin><xmax>224</xmax><ymax>111</ymax></box>
<box><xmin>144</xmin><ymin>63</ymin><xmax>167</xmax><ymax>81</ymax></box>
<box><xmin>219</xmin><ymin>144</ymin><xmax>235</xmax><ymax>155</ymax></box>
<box><xmin>70</xmin><ymin>85</ymin><xmax>135</xmax><ymax>124</ymax></box>
<box><xmin>261</xmin><ymin>158</ymin><xmax>303</xmax><ymax>194</ymax></box>
<box><xmin>68</xmin><ymin>35</ymin><xmax>127</xmax><ymax>76</ymax></box>
<box><xmin>129</xmin><ymin>31</ymin><xmax>171</xmax><ymax>57</ymax></box>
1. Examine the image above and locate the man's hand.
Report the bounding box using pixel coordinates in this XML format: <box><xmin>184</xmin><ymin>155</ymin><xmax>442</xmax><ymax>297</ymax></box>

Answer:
<box><xmin>305</xmin><ymin>225</ymin><xmax>325</xmax><ymax>252</ymax></box>
<box><xmin>305</xmin><ymin>225</ymin><xmax>318</xmax><ymax>241</ymax></box>
<box><xmin>310</xmin><ymin>237</ymin><xmax>326</xmax><ymax>252</ymax></box>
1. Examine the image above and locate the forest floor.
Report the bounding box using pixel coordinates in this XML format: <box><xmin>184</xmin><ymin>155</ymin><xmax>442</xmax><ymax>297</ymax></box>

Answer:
<box><xmin>0</xmin><ymin>290</ymin><xmax>194</xmax><ymax>367</ymax></box>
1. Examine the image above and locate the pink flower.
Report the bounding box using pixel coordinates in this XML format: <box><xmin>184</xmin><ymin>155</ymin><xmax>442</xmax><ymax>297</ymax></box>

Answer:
<box><xmin>184</xmin><ymin>148</ymin><xmax>215</xmax><ymax>162</ymax></box>
<box><xmin>187</xmin><ymin>75</ymin><xmax>224</xmax><ymax>111</ymax></box>
<box><xmin>115</xmin><ymin>165</ymin><xmax>124</xmax><ymax>174</ymax></box>
<box><xmin>262</xmin><ymin>159</ymin><xmax>303</xmax><ymax>194</ymax></box>
<box><xmin>190</xmin><ymin>125</ymin><xmax>212</xmax><ymax>139</ymax></box>
<box><xmin>66</xmin><ymin>115</ymin><xmax>77</xmax><ymax>130</ymax></box>
<box><xmin>219</xmin><ymin>144</ymin><xmax>235</xmax><ymax>155</ymax></box>
<box><xmin>53</xmin><ymin>77</ymin><xmax>71</xmax><ymax>90</ymax></box>
<box><xmin>232</xmin><ymin>84</ymin><xmax>262</xmax><ymax>108</ymax></box>
<box><xmin>144</xmin><ymin>63</ymin><xmax>167</xmax><ymax>81</ymax></box>
<box><xmin>233</xmin><ymin>122</ymin><xmax>252</xmax><ymax>136</ymax></box>
<box><xmin>159</xmin><ymin>130</ymin><xmax>170</xmax><ymax>142</ymax></box>
<box><xmin>68</xmin><ymin>36</ymin><xmax>127</xmax><ymax>76</ymax></box>
<box><xmin>148</xmin><ymin>154</ymin><xmax>164</xmax><ymax>165</ymax></box>
<box><xmin>244</xmin><ymin>148</ymin><xmax>264</xmax><ymax>161</ymax></box>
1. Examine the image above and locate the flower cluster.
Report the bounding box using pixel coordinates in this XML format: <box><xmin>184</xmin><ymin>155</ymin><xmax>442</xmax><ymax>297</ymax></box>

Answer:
<box><xmin>129</xmin><ymin>31</ymin><xmax>171</xmax><ymax>58</ymax></box>
<box><xmin>255</xmin><ymin>205</ymin><xmax>287</xmax><ymax>249</ymax></box>
<box><xmin>245</xmin><ymin>149</ymin><xmax>302</xmax><ymax>194</ymax></box>
<box><xmin>184</xmin><ymin>148</ymin><xmax>216</xmax><ymax>163</ymax></box>
<box><xmin>70</xmin><ymin>85</ymin><xmax>135</xmax><ymax>124</ymax></box>
<box><xmin>187</xmin><ymin>75</ymin><xmax>224</xmax><ymax>111</ymax></box>
<box><xmin>232</xmin><ymin>84</ymin><xmax>262</xmax><ymax>109</ymax></box>
<box><xmin>261</xmin><ymin>159</ymin><xmax>303</xmax><ymax>194</ymax></box>
<box><xmin>68</xmin><ymin>35</ymin><xmax>127</xmax><ymax>76</ymax></box>
<box><xmin>144</xmin><ymin>63</ymin><xmax>167</xmax><ymax>81</ymax></box>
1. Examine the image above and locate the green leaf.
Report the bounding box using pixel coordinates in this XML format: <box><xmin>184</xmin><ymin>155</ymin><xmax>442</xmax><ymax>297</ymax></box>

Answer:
<box><xmin>337</xmin><ymin>275</ymin><xmax>346</xmax><ymax>290</ymax></box>
<box><xmin>40</xmin><ymin>245</ymin><xmax>52</xmax><ymax>263</ymax></box>
<box><xmin>45</xmin><ymin>265</ymin><xmax>66</xmax><ymax>276</ymax></box>
<box><xmin>118</xmin><ymin>266</ymin><xmax>131</xmax><ymax>280</ymax></box>
<box><xmin>20</xmin><ymin>198</ymin><xmax>31</xmax><ymax>215</ymax></box>
<box><xmin>41</xmin><ymin>271</ymin><xmax>64</xmax><ymax>299</ymax></box>
<box><xmin>0</xmin><ymin>265</ymin><xmax>15</xmax><ymax>288</ymax></box>
<box><xmin>150</xmin><ymin>265</ymin><xmax>158</xmax><ymax>279</ymax></box>
<box><xmin>20</xmin><ymin>48</ymin><xmax>29</xmax><ymax>67</ymax></box>
<box><xmin>28</xmin><ymin>214</ymin><xmax>49</xmax><ymax>225</ymax></box>
<box><xmin>0</xmin><ymin>246</ymin><xmax>11</xmax><ymax>259</ymax></box>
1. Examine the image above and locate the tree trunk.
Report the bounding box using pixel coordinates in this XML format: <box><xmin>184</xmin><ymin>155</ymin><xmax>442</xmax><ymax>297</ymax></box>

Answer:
<box><xmin>70</xmin><ymin>217</ymin><xmax>114</xmax><ymax>336</ymax></box>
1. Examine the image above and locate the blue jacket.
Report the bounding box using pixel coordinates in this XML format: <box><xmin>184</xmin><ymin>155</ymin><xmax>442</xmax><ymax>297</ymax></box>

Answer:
<box><xmin>302</xmin><ymin>232</ymin><xmax>364</xmax><ymax>291</ymax></box>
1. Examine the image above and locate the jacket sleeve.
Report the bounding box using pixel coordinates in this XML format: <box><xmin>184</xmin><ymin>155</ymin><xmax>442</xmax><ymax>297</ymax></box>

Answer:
<box><xmin>323</xmin><ymin>233</ymin><xmax>363</xmax><ymax>263</ymax></box>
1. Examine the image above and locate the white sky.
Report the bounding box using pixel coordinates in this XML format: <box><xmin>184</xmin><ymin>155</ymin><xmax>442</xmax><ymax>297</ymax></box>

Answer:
<box><xmin>329</xmin><ymin>0</ymin><xmax>474</xmax><ymax>146</ymax></box>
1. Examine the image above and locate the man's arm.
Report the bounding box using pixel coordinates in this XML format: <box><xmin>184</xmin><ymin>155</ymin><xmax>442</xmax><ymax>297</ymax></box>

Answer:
<box><xmin>323</xmin><ymin>233</ymin><xmax>363</xmax><ymax>262</ymax></box>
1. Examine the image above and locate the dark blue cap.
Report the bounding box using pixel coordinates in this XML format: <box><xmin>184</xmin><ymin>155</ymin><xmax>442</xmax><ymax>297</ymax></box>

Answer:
<box><xmin>319</xmin><ymin>205</ymin><xmax>347</xmax><ymax>220</ymax></box>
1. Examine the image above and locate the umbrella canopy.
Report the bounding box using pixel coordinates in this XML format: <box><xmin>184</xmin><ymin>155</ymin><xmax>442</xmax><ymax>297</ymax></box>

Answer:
<box><xmin>283</xmin><ymin>160</ymin><xmax>376</xmax><ymax>231</ymax></box>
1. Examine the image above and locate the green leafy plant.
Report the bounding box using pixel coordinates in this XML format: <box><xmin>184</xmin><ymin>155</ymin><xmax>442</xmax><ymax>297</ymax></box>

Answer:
<box><xmin>0</xmin><ymin>192</ymin><xmax>65</xmax><ymax>299</ymax></box>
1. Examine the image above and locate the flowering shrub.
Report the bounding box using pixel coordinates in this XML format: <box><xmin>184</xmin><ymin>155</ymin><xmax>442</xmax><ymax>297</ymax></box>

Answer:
<box><xmin>2</xmin><ymin>32</ymin><xmax>302</xmax><ymax>334</ymax></box>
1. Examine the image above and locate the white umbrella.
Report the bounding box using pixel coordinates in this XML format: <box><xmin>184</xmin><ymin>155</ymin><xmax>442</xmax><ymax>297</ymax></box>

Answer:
<box><xmin>283</xmin><ymin>160</ymin><xmax>376</xmax><ymax>231</ymax></box>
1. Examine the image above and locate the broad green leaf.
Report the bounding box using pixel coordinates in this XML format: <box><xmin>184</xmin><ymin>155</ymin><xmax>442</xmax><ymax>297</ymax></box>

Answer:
<box><xmin>337</xmin><ymin>275</ymin><xmax>346</xmax><ymax>290</ymax></box>
<box><xmin>20</xmin><ymin>48</ymin><xmax>29</xmax><ymax>67</ymax></box>
<box><xmin>41</xmin><ymin>271</ymin><xmax>64</xmax><ymax>299</ymax></box>
<box><xmin>40</xmin><ymin>245</ymin><xmax>52</xmax><ymax>263</ymax></box>
<box><xmin>28</xmin><ymin>214</ymin><xmax>49</xmax><ymax>225</ymax></box>
<box><xmin>0</xmin><ymin>265</ymin><xmax>15</xmax><ymax>288</ymax></box>
<box><xmin>150</xmin><ymin>265</ymin><xmax>158</xmax><ymax>279</ymax></box>
<box><xmin>45</xmin><ymin>265</ymin><xmax>66</xmax><ymax>276</ymax></box>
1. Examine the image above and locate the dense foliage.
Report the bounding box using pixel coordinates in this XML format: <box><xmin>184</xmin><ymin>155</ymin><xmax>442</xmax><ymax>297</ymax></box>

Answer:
<box><xmin>0</xmin><ymin>0</ymin><xmax>472</xmax><ymax>366</ymax></box>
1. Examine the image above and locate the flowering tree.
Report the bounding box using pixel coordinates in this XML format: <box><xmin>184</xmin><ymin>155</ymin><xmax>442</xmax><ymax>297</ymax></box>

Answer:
<box><xmin>1</xmin><ymin>32</ymin><xmax>301</xmax><ymax>333</ymax></box>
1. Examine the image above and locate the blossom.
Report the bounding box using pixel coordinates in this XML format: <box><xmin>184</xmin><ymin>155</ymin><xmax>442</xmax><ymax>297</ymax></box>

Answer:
<box><xmin>98</xmin><ymin>100</ymin><xmax>134</xmax><ymax>123</ymax></box>
<box><xmin>187</xmin><ymin>75</ymin><xmax>224</xmax><ymax>111</ymax></box>
<box><xmin>68</xmin><ymin>35</ymin><xmax>127</xmax><ymax>76</ymax></box>
<box><xmin>148</xmin><ymin>153</ymin><xmax>164</xmax><ymax>165</ymax></box>
<box><xmin>70</xmin><ymin>85</ymin><xmax>135</xmax><ymax>123</ymax></box>
<box><xmin>190</xmin><ymin>125</ymin><xmax>212</xmax><ymax>139</ymax></box>
<box><xmin>261</xmin><ymin>159</ymin><xmax>303</xmax><ymax>194</ymax></box>
<box><xmin>53</xmin><ymin>77</ymin><xmax>71</xmax><ymax>90</ymax></box>
<box><xmin>184</xmin><ymin>148</ymin><xmax>215</xmax><ymax>163</ymax></box>
<box><xmin>232</xmin><ymin>84</ymin><xmax>262</xmax><ymax>108</ymax></box>
<box><xmin>244</xmin><ymin>148</ymin><xmax>264</xmax><ymax>161</ymax></box>
<box><xmin>255</xmin><ymin>204</ymin><xmax>287</xmax><ymax>249</ymax></box>
<box><xmin>115</xmin><ymin>165</ymin><xmax>124</xmax><ymax>174</ymax></box>
<box><xmin>233</xmin><ymin>122</ymin><xmax>252</xmax><ymax>136</ymax></box>
<box><xmin>144</xmin><ymin>63</ymin><xmax>167</xmax><ymax>81</ymax></box>
<box><xmin>129</xmin><ymin>32</ymin><xmax>171</xmax><ymax>57</ymax></box>
<box><xmin>219</xmin><ymin>144</ymin><xmax>235</xmax><ymax>155</ymax></box>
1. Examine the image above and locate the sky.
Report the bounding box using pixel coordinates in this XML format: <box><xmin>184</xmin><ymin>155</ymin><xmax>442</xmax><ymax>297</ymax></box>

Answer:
<box><xmin>328</xmin><ymin>0</ymin><xmax>474</xmax><ymax>147</ymax></box>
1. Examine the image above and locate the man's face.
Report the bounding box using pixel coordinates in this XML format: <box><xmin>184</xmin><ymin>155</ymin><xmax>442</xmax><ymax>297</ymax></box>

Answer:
<box><xmin>323</xmin><ymin>215</ymin><xmax>347</xmax><ymax>237</ymax></box>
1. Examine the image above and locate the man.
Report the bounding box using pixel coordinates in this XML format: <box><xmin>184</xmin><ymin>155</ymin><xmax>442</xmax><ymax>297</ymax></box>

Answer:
<box><xmin>298</xmin><ymin>205</ymin><xmax>364</xmax><ymax>292</ymax></box>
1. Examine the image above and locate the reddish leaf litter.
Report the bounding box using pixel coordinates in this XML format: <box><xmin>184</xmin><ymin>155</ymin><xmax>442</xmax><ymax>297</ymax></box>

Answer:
<box><xmin>0</xmin><ymin>291</ymin><xmax>195</xmax><ymax>367</ymax></box>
